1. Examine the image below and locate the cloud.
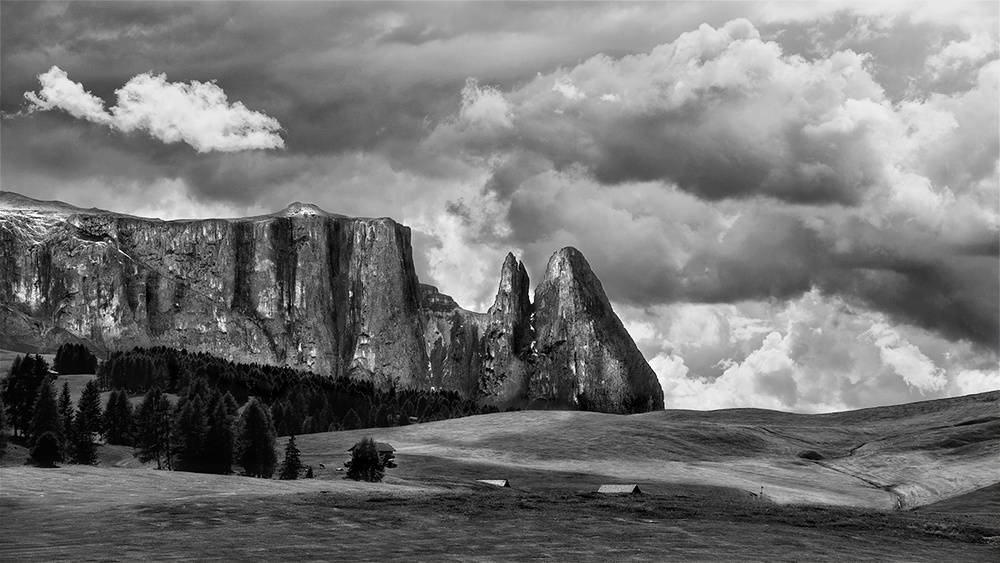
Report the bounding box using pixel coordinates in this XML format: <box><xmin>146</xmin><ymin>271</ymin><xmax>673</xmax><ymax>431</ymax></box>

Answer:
<box><xmin>23</xmin><ymin>66</ymin><xmax>284</xmax><ymax>152</ymax></box>
<box><xmin>631</xmin><ymin>290</ymin><xmax>999</xmax><ymax>413</ymax></box>
<box><xmin>423</xmin><ymin>17</ymin><xmax>998</xmax><ymax>350</ymax></box>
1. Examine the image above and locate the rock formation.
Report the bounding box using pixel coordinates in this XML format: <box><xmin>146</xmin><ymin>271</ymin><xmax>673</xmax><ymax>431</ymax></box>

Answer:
<box><xmin>418</xmin><ymin>250</ymin><xmax>664</xmax><ymax>413</ymax></box>
<box><xmin>0</xmin><ymin>193</ymin><xmax>428</xmax><ymax>389</ymax></box>
<box><xmin>530</xmin><ymin>247</ymin><xmax>664</xmax><ymax>413</ymax></box>
<box><xmin>2</xmin><ymin>192</ymin><xmax>663</xmax><ymax>412</ymax></box>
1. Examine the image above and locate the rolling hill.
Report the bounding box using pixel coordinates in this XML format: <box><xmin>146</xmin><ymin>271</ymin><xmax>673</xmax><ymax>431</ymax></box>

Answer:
<box><xmin>295</xmin><ymin>390</ymin><xmax>1000</xmax><ymax>509</ymax></box>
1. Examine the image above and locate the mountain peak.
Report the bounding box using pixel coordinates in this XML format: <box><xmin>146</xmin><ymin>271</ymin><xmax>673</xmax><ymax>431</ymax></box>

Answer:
<box><xmin>279</xmin><ymin>202</ymin><xmax>329</xmax><ymax>217</ymax></box>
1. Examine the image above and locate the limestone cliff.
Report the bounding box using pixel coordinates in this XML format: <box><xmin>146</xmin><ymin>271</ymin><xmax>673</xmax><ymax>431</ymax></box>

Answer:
<box><xmin>418</xmin><ymin>249</ymin><xmax>664</xmax><ymax>413</ymax></box>
<box><xmin>530</xmin><ymin>247</ymin><xmax>665</xmax><ymax>413</ymax></box>
<box><xmin>2</xmin><ymin>192</ymin><xmax>663</xmax><ymax>412</ymax></box>
<box><xmin>0</xmin><ymin>193</ymin><xmax>428</xmax><ymax>388</ymax></box>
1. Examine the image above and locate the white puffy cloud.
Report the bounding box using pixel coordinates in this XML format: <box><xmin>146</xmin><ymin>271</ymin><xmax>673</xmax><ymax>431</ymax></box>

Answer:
<box><xmin>865</xmin><ymin>322</ymin><xmax>947</xmax><ymax>393</ymax></box>
<box><xmin>23</xmin><ymin>66</ymin><xmax>284</xmax><ymax>152</ymax></box>
<box><xmin>23</xmin><ymin>66</ymin><xmax>112</xmax><ymax>125</ymax></box>
<box><xmin>459</xmin><ymin>78</ymin><xmax>513</xmax><ymax>130</ymax></box>
<box><xmin>627</xmin><ymin>290</ymin><xmax>998</xmax><ymax>413</ymax></box>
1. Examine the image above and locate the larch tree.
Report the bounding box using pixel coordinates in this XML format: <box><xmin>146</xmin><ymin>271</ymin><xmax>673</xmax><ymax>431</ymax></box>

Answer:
<box><xmin>171</xmin><ymin>395</ymin><xmax>208</xmax><ymax>472</ymax></box>
<box><xmin>0</xmin><ymin>394</ymin><xmax>7</xmax><ymax>452</ymax></box>
<box><xmin>203</xmin><ymin>399</ymin><xmax>234</xmax><ymax>474</ymax></box>
<box><xmin>28</xmin><ymin>380</ymin><xmax>63</xmax><ymax>448</ymax></box>
<box><xmin>70</xmin><ymin>406</ymin><xmax>98</xmax><ymax>465</ymax></box>
<box><xmin>134</xmin><ymin>387</ymin><xmax>172</xmax><ymax>470</ymax></box>
<box><xmin>236</xmin><ymin>397</ymin><xmax>277</xmax><ymax>478</ymax></box>
<box><xmin>279</xmin><ymin>435</ymin><xmax>302</xmax><ymax>480</ymax></box>
<box><xmin>58</xmin><ymin>382</ymin><xmax>74</xmax><ymax>439</ymax></box>
<box><xmin>77</xmin><ymin>380</ymin><xmax>103</xmax><ymax>437</ymax></box>
<box><xmin>103</xmin><ymin>389</ymin><xmax>134</xmax><ymax>446</ymax></box>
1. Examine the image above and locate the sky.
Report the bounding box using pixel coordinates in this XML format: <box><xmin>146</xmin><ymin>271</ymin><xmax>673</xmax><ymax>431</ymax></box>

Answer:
<box><xmin>1</xmin><ymin>1</ymin><xmax>997</xmax><ymax>413</ymax></box>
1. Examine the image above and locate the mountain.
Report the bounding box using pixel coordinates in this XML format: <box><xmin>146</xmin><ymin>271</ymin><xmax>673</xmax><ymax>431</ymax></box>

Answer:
<box><xmin>420</xmin><ymin>250</ymin><xmax>664</xmax><ymax>412</ymax></box>
<box><xmin>0</xmin><ymin>192</ymin><xmax>662</xmax><ymax>412</ymax></box>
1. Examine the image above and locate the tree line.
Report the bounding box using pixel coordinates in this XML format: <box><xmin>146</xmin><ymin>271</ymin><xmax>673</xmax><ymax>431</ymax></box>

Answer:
<box><xmin>96</xmin><ymin>346</ymin><xmax>506</xmax><ymax>437</ymax></box>
<box><xmin>2</xmin><ymin>345</ymin><xmax>512</xmax><ymax>477</ymax></box>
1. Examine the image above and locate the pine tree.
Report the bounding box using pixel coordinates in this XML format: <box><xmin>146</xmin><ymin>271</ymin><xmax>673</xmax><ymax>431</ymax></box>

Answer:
<box><xmin>77</xmin><ymin>380</ymin><xmax>103</xmax><ymax>437</ymax></box>
<box><xmin>58</xmin><ymin>382</ymin><xmax>74</xmax><ymax>439</ymax></box>
<box><xmin>203</xmin><ymin>400</ymin><xmax>234</xmax><ymax>474</ymax></box>
<box><xmin>172</xmin><ymin>395</ymin><xmax>208</xmax><ymax>472</ymax></box>
<box><xmin>236</xmin><ymin>397</ymin><xmax>277</xmax><ymax>478</ymax></box>
<box><xmin>134</xmin><ymin>387</ymin><xmax>172</xmax><ymax>469</ymax></box>
<box><xmin>279</xmin><ymin>435</ymin><xmax>302</xmax><ymax>480</ymax></box>
<box><xmin>345</xmin><ymin>437</ymin><xmax>388</xmax><ymax>482</ymax></box>
<box><xmin>70</xmin><ymin>407</ymin><xmax>98</xmax><ymax>465</ymax></box>
<box><xmin>0</xmin><ymin>394</ymin><xmax>8</xmax><ymax>452</ymax></box>
<box><xmin>28</xmin><ymin>380</ymin><xmax>63</xmax><ymax>450</ymax></box>
<box><xmin>2</xmin><ymin>354</ymin><xmax>45</xmax><ymax>438</ymax></box>
<box><xmin>30</xmin><ymin>431</ymin><xmax>62</xmax><ymax>467</ymax></box>
<box><xmin>103</xmin><ymin>389</ymin><xmax>133</xmax><ymax>446</ymax></box>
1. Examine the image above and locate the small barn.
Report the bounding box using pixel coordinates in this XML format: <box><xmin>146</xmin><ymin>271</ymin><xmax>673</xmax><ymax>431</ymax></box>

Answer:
<box><xmin>597</xmin><ymin>484</ymin><xmax>642</xmax><ymax>495</ymax></box>
<box><xmin>477</xmin><ymin>479</ymin><xmax>511</xmax><ymax>488</ymax></box>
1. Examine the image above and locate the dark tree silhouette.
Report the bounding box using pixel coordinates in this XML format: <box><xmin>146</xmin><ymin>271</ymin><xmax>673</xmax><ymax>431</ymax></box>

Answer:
<box><xmin>134</xmin><ymin>387</ymin><xmax>172</xmax><ymax>469</ymax></box>
<box><xmin>29</xmin><ymin>380</ymin><xmax>63</xmax><ymax>450</ymax></box>
<box><xmin>172</xmin><ymin>395</ymin><xmax>208</xmax><ymax>472</ymax></box>
<box><xmin>203</xmin><ymin>400</ymin><xmax>234</xmax><ymax>474</ymax></box>
<box><xmin>345</xmin><ymin>437</ymin><xmax>392</xmax><ymax>482</ymax></box>
<box><xmin>0</xmin><ymin>394</ymin><xmax>7</xmax><ymax>452</ymax></box>
<box><xmin>279</xmin><ymin>435</ymin><xmax>302</xmax><ymax>480</ymax></box>
<box><xmin>30</xmin><ymin>431</ymin><xmax>62</xmax><ymax>467</ymax></box>
<box><xmin>54</xmin><ymin>343</ymin><xmax>98</xmax><ymax>375</ymax></box>
<box><xmin>103</xmin><ymin>389</ymin><xmax>133</xmax><ymax>446</ymax></box>
<box><xmin>237</xmin><ymin>397</ymin><xmax>277</xmax><ymax>478</ymax></box>
<box><xmin>77</xmin><ymin>380</ymin><xmax>103</xmax><ymax>437</ymax></box>
<box><xmin>58</xmin><ymin>382</ymin><xmax>74</xmax><ymax>440</ymax></box>
<box><xmin>2</xmin><ymin>354</ymin><xmax>48</xmax><ymax>438</ymax></box>
<box><xmin>70</xmin><ymin>408</ymin><xmax>98</xmax><ymax>465</ymax></box>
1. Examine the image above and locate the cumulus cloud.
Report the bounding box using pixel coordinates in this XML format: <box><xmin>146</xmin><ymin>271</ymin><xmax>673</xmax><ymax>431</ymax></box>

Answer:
<box><xmin>629</xmin><ymin>290</ymin><xmax>999</xmax><ymax>413</ymax></box>
<box><xmin>23</xmin><ymin>66</ymin><xmax>284</xmax><ymax>152</ymax></box>
<box><xmin>426</xmin><ymin>17</ymin><xmax>998</xmax><ymax>350</ymax></box>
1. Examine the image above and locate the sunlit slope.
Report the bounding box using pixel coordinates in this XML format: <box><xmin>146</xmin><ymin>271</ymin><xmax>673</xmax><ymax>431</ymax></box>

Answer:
<box><xmin>297</xmin><ymin>391</ymin><xmax>999</xmax><ymax>509</ymax></box>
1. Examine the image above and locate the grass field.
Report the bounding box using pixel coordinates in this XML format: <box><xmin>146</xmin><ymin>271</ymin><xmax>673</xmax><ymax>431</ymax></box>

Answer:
<box><xmin>0</xmin><ymin>389</ymin><xmax>997</xmax><ymax>561</ymax></box>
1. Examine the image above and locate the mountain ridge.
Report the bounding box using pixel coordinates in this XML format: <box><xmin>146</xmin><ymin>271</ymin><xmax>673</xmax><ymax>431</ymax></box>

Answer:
<box><xmin>1</xmin><ymin>191</ymin><xmax>663</xmax><ymax>413</ymax></box>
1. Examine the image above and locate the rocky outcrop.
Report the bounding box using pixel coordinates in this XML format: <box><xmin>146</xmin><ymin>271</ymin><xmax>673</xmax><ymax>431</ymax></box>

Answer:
<box><xmin>0</xmin><ymin>193</ymin><xmax>428</xmax><ymax>389</ymax></box>
<box><xmin>479</xmin><ymin>253</ymin><xmax>532</xmax><ymax>404</ymax></box>
<box><xmin>419</xmin><ymin>249</ymin><xmax>664</xmax><ymax>413</ymax></box>
<box><xmin>530</xmin><ymin>248</ymin><xmax>664</xmax><ymax>413</ymax></box>
<box><xmin>3</xmin><ymin>192</ymin><xmax>662</xmax><ymax>412</ymax></box>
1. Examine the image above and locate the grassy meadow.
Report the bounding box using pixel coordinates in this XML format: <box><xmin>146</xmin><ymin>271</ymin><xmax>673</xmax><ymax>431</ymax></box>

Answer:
<box><xmin>0</xmin><ymin>348</ymin><xmax>996</xmax><ymax>563</ymax></box>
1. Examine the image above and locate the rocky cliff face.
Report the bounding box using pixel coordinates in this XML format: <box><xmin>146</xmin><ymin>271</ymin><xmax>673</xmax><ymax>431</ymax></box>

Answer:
<box><xmin>530</xmin><ymin>248</ymin><xmax>665</xmax><ymax>413</ymax></box>
<box><xmin>0</xmin><ymin>193</ymin><xmax>428</xmax><ymax>389</ymax></box>
<box><xmin>2</xmin><ymin>192</ymin><xmax>662</xmax><ymax>412</ymax></box>
<box><xmin>418</xmin><ymin>249</ymin><xmax>664</xmax><ymax>413</ymax></box>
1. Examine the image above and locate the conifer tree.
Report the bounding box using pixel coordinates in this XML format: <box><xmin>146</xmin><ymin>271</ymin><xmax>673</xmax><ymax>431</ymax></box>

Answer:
<box><xmin>0</xmin><ymin>394</ymin><xmax>7</xmax><ymax>452</ymax></box>
<box><xmin>70</xmin><ymin>407</ymin><xmax>98</xmax><ymax>465</ymax></box>
<box><xmin>172</xmin><ymin>395</ymin><xmax>207</xmax><ymax>472</ymax></box>
<box><xmin>103</xmin><ymin>389</ymin><xmax>133</xmax><ymax>446</ymax></box>
<box><xmin>77</xmin><ymin>380</ymin><xmax>103</xmax><ymax>437</ymax></box>
<box><xmin>279</xmin><ymin>435</ymin><xmax>301</xmax><ymax>480</ymax></box>
<box><xmin>58</xmin><ymin>382</ymin><xmax>74</xmax><ymax>439</ymax></box>
<box><xmin>236</xmin><ymin>397</ymin><xmax>277</xmax><ymax>478</ymax></box>
<box><xmin>135</xmin><ymin>387</ymin><xmax>172</xmax><ymax>469</ymax></box>
<box><xmin>203</xmin><ymin>400</ymin><xmax>234</xmax><ymax>474</ymax></box>
<box><xmin>30</xmin><ymin>431</ymin><xmax>62</xmax><ymax>467</ymax></box>
<box><xmin>2</xmin><ymin>354</ymin><xmax>45</xmax><ymax>438</ymax></box>
<box><xmin>28</xmin><ymin>380</ymin><xmax>63</xmax><ymax>449</ymax></box>
<box><xmin>345</xmin><ymin>437</ymin><xmax>388</xmax><ymax>482</ymax></box>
